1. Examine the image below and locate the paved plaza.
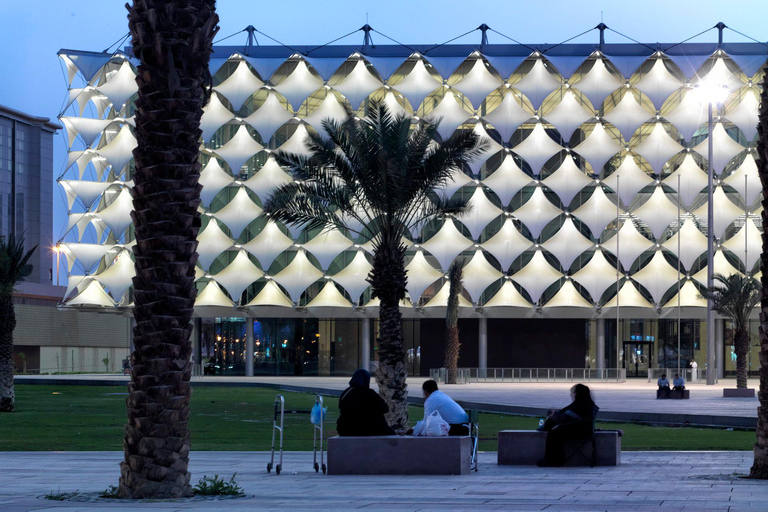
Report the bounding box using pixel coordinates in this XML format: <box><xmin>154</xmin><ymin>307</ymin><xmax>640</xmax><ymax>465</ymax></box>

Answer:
<box><xmin>0</xmin><ymin>451</ymin><xmax>764</xmax><ymax>511</ymax></box>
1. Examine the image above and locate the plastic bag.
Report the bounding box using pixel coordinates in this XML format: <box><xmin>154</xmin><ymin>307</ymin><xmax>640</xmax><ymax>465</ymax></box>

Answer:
<box><xmin>425</xmin><ymin>410</ymin><xmax>450</xmax><ymax>437</ymax></box>
<box><xmin>310</xmin><ymin>403</ymin><xmax>327</xmax><ymax>425</ymax></box>
<box><xmin>412</xmin><ymin>420</ymin><xmax>426</xmax><ymax>436</ymax></box>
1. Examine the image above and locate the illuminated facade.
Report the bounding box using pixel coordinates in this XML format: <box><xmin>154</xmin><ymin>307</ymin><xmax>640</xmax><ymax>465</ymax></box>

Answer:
<box><xmin>56</xmin><ymin>28</ymin><xmax>765</xmax><ymax>377</ymax></box>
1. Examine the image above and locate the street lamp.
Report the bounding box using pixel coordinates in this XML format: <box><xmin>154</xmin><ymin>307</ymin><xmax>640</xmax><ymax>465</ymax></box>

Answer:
<box><xmin>52</xmin><ymin>244</ymin><xmax>62</xmax><ymax>287</ymax></box>
<box><xmin>695</xmin><ymin>80</ymin><xmax>730</xmax><ymax>385</ymax></box>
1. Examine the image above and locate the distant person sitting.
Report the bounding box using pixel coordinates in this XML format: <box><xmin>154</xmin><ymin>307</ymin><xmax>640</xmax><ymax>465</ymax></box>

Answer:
<box><xmin>336</xmin><ymin>369</ymin><xmax>395</xmax><ymax>436</ymax></box>
<box><xmin>411</xmin><ymin>380</ymin><xmax>469</xmax><ymax>436</ymax></box>
<box><xmin>657</xmin><ymin>374</ymin><xmax>671</xmax><ymax>399</ymax></box>
<box><xmin>537</xmin><ymin>384</ymin><xmax>598</xmax><ymax>467</ymax></box>
<box><xmin>673</xmin><ymin>373</ymin><xmax>685</xmax><ymax>392</ymax></box>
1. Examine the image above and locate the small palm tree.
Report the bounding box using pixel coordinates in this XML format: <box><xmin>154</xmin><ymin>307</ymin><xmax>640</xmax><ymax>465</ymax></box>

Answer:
<box><xmin>264</xmin><ymin>101</ymin><xmax>485</xmax><ymax>432</ymax></box>
<box><xmin>0</xmin><ymin>234</ymin><xmax>37</xmax><ymax>412</ymax></box>
<box><xmin>702</xmin><ymin>273</ymin><xmax>759</xmax><ymax>389</ymax></box>
<box><xmin>444</xmin><ymin>259</ymin><xmax>463</xmax><ymax>384</ymax></box>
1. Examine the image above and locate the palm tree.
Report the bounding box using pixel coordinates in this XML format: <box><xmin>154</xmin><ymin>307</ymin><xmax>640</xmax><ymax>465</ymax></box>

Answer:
<box><xmin>0</xmin><ymin>234</ymin><xmax>36</xmax><ymax>413</ymax></box>
<box><xmin>264</xmin><ymin>101</ymin><xmax>485</xmax><ymax>432</ymax></box>
<box><xmin>702</xmin><ymin>273</ymin><xmax>759</xmax><ymax>389</ymax></box>
<box><xmin>752</xmin><ymin>66</ymin><xmax>768</xmax><ymax>480</ymax></box>
<box><xmin>119</xmin><ymin>0</ymin><xmax>218</xmax><ymax>499</ymax></box>
<box><xmin>444</xmin><ymin>259</ymin><xmax>463</xmax><ymax>384</ymax></box>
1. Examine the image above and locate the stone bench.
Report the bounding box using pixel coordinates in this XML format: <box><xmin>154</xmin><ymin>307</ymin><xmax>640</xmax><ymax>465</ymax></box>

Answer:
<box><xmin>498</xmin><ymin>430</ymin><xmax>621</xmax><ymax>466</ymax></box>
<box><xmin>662</xmin><ymin>389</ymin><xmax>690</xmax><ymax>399</ymax></box>
<box><xmin>327</xmin><ymin>435</ymin><xmax>471</xmax><ymax>475</ymax></box>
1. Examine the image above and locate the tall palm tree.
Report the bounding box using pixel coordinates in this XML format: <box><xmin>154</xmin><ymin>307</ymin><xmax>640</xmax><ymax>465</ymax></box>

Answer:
<box><xmin>444</xmin><ymin>259</ymin><xmax>463</xmax><ymax>384</ymax></box>
<box><xmin>0</xmin><ymin>234</ymin><xmax>36</xmax><ymax>413</ymax></box>
<box><xmin>119</xmin><ymin>0</ymin><xmax>218</xmax><ymax>499</ymax></box>
<box><xmin>702</xmin><ymin>273</ymin><xmax>759</xmax><ymax>389</ymax></box>
<box><xmin>752</xmin><ymin>66</ymin><xmax>768</xmax><ymax>479</ymax></box>
<box><xmin>264</xmin><ymin>101</ymin><xmax>485</xmax><ymax>432</ymax></box>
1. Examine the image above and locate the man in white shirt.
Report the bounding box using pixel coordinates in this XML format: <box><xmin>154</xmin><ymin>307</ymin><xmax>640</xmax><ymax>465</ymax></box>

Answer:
<box><xmin>420</xmin><ymin>380</ymin><xmax>469</xmax><ymax>435</ymax></box>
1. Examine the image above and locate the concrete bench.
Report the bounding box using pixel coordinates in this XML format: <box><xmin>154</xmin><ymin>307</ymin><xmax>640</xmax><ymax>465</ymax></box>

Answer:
<box><xmin>498</xmin><ymin>430</ymin><xmax>621</xmax><ymax>466</ymax></box>
<box><xmin>666</xmin><ymin>389</ymin><xmax>690</xmax><ymax>399</ymax></box>
<box><xmin>327</xmin><ymin>435</ymin><xmax>471</xmax><ymax>475</ymax></box>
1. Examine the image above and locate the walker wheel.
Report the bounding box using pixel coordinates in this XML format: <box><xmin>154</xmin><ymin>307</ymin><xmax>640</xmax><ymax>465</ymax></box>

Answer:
<box><xmin>276</xmin><ymin>464</ymin><xmax>281</xmax><ymax>475</ymax></box>
<box><xmin>266</xmin><ymin>462</ymin><xmax>272</xmax><ymax>473</ymax></box>
<box><xmin>314</xmin><ymin>462</ymin><xmax>319</xmax><ymax>473</ymax></box>
<box><xmin>321</xmin><ymin>464</ymin><xmax>327</xmax><ymax>474</ymax></box>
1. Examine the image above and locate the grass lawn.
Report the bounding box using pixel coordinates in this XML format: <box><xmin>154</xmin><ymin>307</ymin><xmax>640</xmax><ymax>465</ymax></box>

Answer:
<box><xmin>0</xmin><ymin>385</ymin><xmax>755</xmax><ymax>452</ymax></box>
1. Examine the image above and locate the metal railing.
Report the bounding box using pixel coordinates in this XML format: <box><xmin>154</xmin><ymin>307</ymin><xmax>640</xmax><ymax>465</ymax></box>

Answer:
<box><xmin>647</xmin><ymin>368</ymin><xmax>706</xmax><ymax>383</ymax></box>
<box><xmin>430</xmin><ymin>367</ymin><xmax>626</xmax><ymax>383</ymax></box>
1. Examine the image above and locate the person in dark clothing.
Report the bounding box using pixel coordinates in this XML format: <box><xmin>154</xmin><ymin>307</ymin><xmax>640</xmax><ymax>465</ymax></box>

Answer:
<box><xmin>537</xmin><ymin>383</ymin><xmax>598</xmax><ymax>467</ymax></box>
<box><xmin>336</xmin><ymin>369</ymin><xmax>396</xmax><ymax>436</ymax></box>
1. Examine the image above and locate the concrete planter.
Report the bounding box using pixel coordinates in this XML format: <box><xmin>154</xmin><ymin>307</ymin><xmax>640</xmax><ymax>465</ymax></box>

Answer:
<box><xmin>723</xmin><ymin>388</ymin><xmax>755</xmax><ymax>398</ymax></box>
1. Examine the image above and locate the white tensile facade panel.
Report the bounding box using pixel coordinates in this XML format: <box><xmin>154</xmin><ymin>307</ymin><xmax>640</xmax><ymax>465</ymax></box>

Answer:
<box><xmin>57</xmin><ymin>40</ymin><xmax>765</xmax><ymax>317</ymax></box>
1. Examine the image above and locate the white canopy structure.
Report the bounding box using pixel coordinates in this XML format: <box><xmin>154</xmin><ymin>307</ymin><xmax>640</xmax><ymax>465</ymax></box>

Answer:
<box><xmin>453</xmin><ymin>59</ymin><xmax>502</xmax><ymax>109</ymax></box>
<box><xmin>405</xmin><ymin>250</ymin><xmax>444</xmax><ymax>302</ymax></box>
<box><xmin>572</xmin><ymin>249</ymin><xmax>619</xmax><ymax>303</ymax></box>
<box><xmin>330</xmin><ymin>251</ymin><xmax>373</xmax><ymax>303</ymax></box>
<box><xmin>98</xmin><ymin>187</ymin><xmax>134</xmax><ymax>236</ymax></box>
<box><xmin>97</xmin><ymin>125</ymin><xmax>136</xmax><ymax>174</ymax></box>
<box><xmin>244</xmin><ymin>92</ymin><xmax>294</xmax><ymax>142</ymax></box>
<box><xmin>693</xmin><ymin>122</ymin><xmax>746</xmax><ymax>172</ymax></box>
<box><xmin>391</xmin><ymin>59</ymin><xmax>442</xmax><ymax>110</ymax></box>
<box><xmin>512</xmin><ymin>123</ymin><xmax>563</xmax><ymax>175</ymax></box>
<box><xmin>212</xmin><ymin>187</ymin><xmax>261</xmax><ymax>238</ymax></box>
<box><xmin>277</xmin><ymin>123</ymin><xmax>313</xmax><ymax>157</ymax></box>
<box><xmin>61</xmin><ymin>117</ymin><xmax>112</xmax><ymax>147</ymax></box>
<box><xmin>274</xmin><ymin>60</ymin><xmax>324</xmax><ymax>111</ymax></box>
<box><xmin>631</xmin><ymin>250</ymin><xmax>679</xmax><ymax>304</ymax></box>
<box><xmin>199</xmin><ymin>158</ymin><xmax>234</xmax><ymax>206</ymax></box>
<box><xmin>722</xmin><ymin>217</ymin><xmax>761</xmax><ymax>271</ymax></box>
<box><xmin>214</xmin><ymin>61</ymin><xmax>264</xmax><ymax>111</ymax></box>
<box><xmin>512</xmin><ymin>186</ymin><xmax>563</xmax><ymax>238</ymax></box>
<box><xmin>573</xmin><ymin>122</ymin><xmax>623</xmax><ymax>174</ymax></box>
<box><xmin>543</xmin><ymin>89</ymin><xmax>593</xmax><ymax>143</ymax></box>
<box><xmin>543</xmin><ymin>279</ymin><xmax>593</xmax><ymax>308</ymax></box>
<box><xmin>632</xmin><ymin>122</ymin><xmax>684</xmax><ymax>173</ymax></box>
<box><xmin>196</xmin><ymin>220</ymin><xmax>233</xmax><ymax>270</ymax></box>
<box><xmin>333</xmin><ymin>60</ymin><xmax>383</xmax><ymax>110</ymax></box>
<box><xmin>195</xmin><ymin>280</ymin><xmax>234</xmax><ymax>307</ymax></box>
<box><xmin>602</xmin><ymin>280</ymin><xmax>653</xmax><ymax>309</ymax></box>
<box><xmin>467</xmin><ymin>123</ymin><xmax>502</xmax><ymax>174</ymax></box>
<box><xmin>200</xmin><ymin>94</ymin><xmax>235</xmax><ymax>142</ymax></box>
<box><xmin>242</xmin><ymin>221</ymin><xmax>293</xmax><ymax>270</ymax></box>
<box><xmin>692</xmin><ymin>250</ymin><xmax>740</xmax><ymax>286</ymax></box>
<box><xmin>543</xmin><ymin>155</ymin><xmax>592</xmax><ymax>207</ymax></box>
<box><xmin>461</xmin><ymin>249</ymin><xmax>503</xmax><ymax>302</ymax></box>
<box><xmin>67</xmin><ymin>280</ymin><xmax>115</xmax><ymax>308</ymax></box>
<box><xmin>428</xmin><ymin>90</ymin><xmax>470</xmax><ymax>140</ymax></box>
<box><xmin>60</xmin><ymin>180</ymin><xmax>112</xmax><ymax>211</ymax></box>
<box><xmin>541</xmin><ymin>217</ymin><xmax>593</xmax><ymax>270</ymax></box>
<box><xmin>603</xmin><ymin>89</ymin><xmax>653</xmax><ymax>141</ymax></box>
<box><xmin>510</xmin><ymin>250</ymin><xmax>562</xmax><ymax>303</ymax></box>
<box><xmin>483</xmin><ymin>279</ymin><xmax>531</xmax><ymax>308</ymax></box>
<box><xmin>482</xmin><ymin>217</ymin><xmax>533</xmax><ymax>271</ymax></box>
<box><xmin>420</xmin><ymin>220</ymin><xmax>473</xmax><ymax>270</ymax></box>
<box><xmin>213</xmin><ymin>250</ymin><xmax>264</xmax><ymax>302</ymax></box>
<box><xmin>693</xmin><ymin>186</ymin><xmax>744</xmax><ymax>238</ymax></box>
<box><xmin>245</xmin><ymin>279</ymin><xmax>294</xmax><ymax>308</ymax></box>
<box><xmin>571</xmin><ymin>185</ymin><xmax>618</xmax><ymax>238</ymax></box>
<box><xmin>460</xmin><ymin>187</ymin><xmax>503</xmax><ymax>240</ymax></box>
<box><xmin>633</xmin><ymin>58</ymin><xmax>683</xmax><ymax>109</ymax></box>
<box><xmin>631</xmin><ymin>186</ymin><xmax>679</xmax><ymax>239</ymax></box>
<box><xmin>61</xmin><ymin>243</ymin><xmax>111</xmax><ymax>273</ymax></box>
<box><xmin>665</xmin><ymin>154</ymin><xmax>708</xmax><ymax>208</ymax></box>
<box><xmin>662</xmin><ymin>279</ymin><xmax>707</xmax><ymax>309</ymax></box>
<box><xmin>306</xmin><ymin>281</ymin><xmax>352</xmax><ymax>308</ymax></box>
<box><xmin>482</xmin><ymin>154</ymin><xmax>531</xmax><ymax>205</ymax></box>
<box><xmin>573</xmin><ymin>58</ymin><xmax>623</xmax><ymax>109</ymax></box>
<box><xmin>726</xmin><ymin>89</ymin><xmax>759</xmax><ymax>141</ymax></box>
<box><xmin>662</xmin><ymin>88</ymin><xmax>708</xmax><ymax>141</ymax></box>
<box><xmin>97</xmin><ymin>61</ymin><xmax>138</xmax><ymax>109</ymax></box>
<box><xmin>271</xmin><ymin>250</ymin><xmax>323</xmax><ymax>302</ymax></box>
<box><xmin>303</xmin><ymin>92</ymin><xmax>348</xmax><ymax>135</ymax></box>
<box><xmin>724</xmin><ymin>153</ymin><xmax>760</xmax><ymax>206</ymax></box>
<box><xmin>423</xmin><ymin>281</ymin><xmax>472</xmax><ymax>308</ymax></box>
<box><xmin>513</xmin><ymin>59</ymin><xmax>561</xmax><ymax>110</ymax></box>
<box><xmin>602</xmin><ymin>218</ymin><xmax>655</xmax><ymax>270</ymax></box>
<box><xmin>303</xmin><ymin>229</ymin><xmax>353</xmax><ymax>270</ymax></box>
<box><xmin>483</xmin><ymin>91</ymin><xmax>532</xmax><ymax>142</ymax></box>
<box><xmin>213</xmin><ymin>124</ymin><xmax>263</xmax><ymax>174</ymax></box>
<box><xmin>661</xmin><ymin>219</ymin><xmax>708</xmax><ymax>271</ymax></box>
<box><xmin>244</xmin><ymin>157</ymin><xmax>292</xmax><ymax>201</ymax></box>
<box><xmin>436</xmin><ymin>169</ymin><xmax>473</xmax><ymax>199</ymax></box>
<box><xmin>602</xmin><ymin>155</ymin><xmax>654</xmax><ymax>206</ymax></box>
<box><xmin>95</xmin><ymin>249</ymin><xmax>135</xmax><ymax>302</ymax></box>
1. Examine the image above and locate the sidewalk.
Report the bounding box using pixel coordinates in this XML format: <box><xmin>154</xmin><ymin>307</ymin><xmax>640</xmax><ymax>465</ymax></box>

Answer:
<box><xmin>0</xmin><ymin>451</ymin><xmax>763</xmax><ymax>511</ymax></box>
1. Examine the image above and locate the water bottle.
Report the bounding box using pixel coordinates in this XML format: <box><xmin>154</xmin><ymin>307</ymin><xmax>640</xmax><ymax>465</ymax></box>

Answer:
<box><xmin>538</xmin><ymin>418</ymin><xmax>545</xmax><ymax>428</ymax></box>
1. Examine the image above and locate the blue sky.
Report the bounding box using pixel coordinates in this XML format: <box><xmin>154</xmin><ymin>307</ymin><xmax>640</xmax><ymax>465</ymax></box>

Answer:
<box><xmin>0</xmin><ymin>0</ymin><xmax>766</xmax><ymax>277</ymax></box>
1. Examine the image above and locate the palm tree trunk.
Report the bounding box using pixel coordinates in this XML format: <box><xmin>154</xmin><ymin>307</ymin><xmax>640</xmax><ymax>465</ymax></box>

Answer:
<box><xmin>119</xmin><ymin>0</ymin><xmax>217</xmax><ymax>499</ymax></box>
<box><xmin>444</xmin><ymin>326</ymin><xmax>460</xmax><ymax>385</ymax></box>
<box><xmin>444</xmin><ymin>261</ymin><xmax>463</xmax><ymax>385</ymax></box>
<box><xmin>369</xmin><ymin>239</ymin><xmax>409</xmax><ymax>433</ymax></box>
<box><xmin>735</xmin><ymin>329</ymin><xmax>750</xmax><ymax>390</ymax></box>
<box><xmin>0</xmin><ymin>295</ymin><xmax>16</xmax><ymax>413</ymax></box>
<box><xmin>751</xmin><ymin>60</ymin><xmax>768</xmax><ymax>479</ymax></box>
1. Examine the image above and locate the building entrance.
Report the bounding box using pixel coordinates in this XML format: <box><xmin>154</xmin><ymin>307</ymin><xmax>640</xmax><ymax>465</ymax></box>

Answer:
<box><xmin>623</xmin><ymin>341</ymin><xmax>652</xmax><ymax>378</ymax></box>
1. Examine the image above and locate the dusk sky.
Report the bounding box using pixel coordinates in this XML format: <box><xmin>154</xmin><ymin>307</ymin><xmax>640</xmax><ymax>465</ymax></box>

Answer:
<box><xmin>0</xmin><ymin>0</ymin><xmax>766</xmax><ymax>271</ymax></box>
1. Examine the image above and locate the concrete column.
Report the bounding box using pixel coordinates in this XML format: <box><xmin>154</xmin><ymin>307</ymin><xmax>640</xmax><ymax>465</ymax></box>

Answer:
<box><xmin>716</xmin><ymin>318</ymin><xmax>724</xmax><ymax>379</ymax></box>
<box><xmin>361</xmin><ymin>318</ymin><xmax>371</xmax><ymax>371</ymax></box>
<box><xmin>478</xmin><ymin>317</ymin><xmax>488</xmax><ymax>370</ymax></box>
<box><xmin>245</xmin><ymin>317</ymin><xmax>254</xmax><ymax>377</ymax></box>
<box><xmin>596</xmin><ymin>317</ymin><xmax>605</xmax><ymax>371</ymax></box>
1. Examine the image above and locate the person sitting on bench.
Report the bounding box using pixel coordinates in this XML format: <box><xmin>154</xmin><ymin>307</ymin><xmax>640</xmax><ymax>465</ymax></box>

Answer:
<box><xmin>657</xmin><ymin>374</ymin><xmax>671</xmax><ymax>399</ymax></box>
<box><xmin>672</xmin><ymin>373</ymin><xmax>685</xmax><ymax>395</ymax></box>
<box><xmin>336</xmin><ymin>369</ymin><xmax>395</xmax><ymax>436</ymax></box>
<box><xmin>537</xmin><ymin>383</ymin><xmax>597</xmax><ymax>467</ymax></box>
<box><xmin>410</xmin><ymin>380</ymin><xmax>469</xmax><ymax>436</ymax></box>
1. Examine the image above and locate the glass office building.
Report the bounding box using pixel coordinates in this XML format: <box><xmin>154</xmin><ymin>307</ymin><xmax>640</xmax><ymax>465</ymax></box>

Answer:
<box><xmin>57</xmin><ymin>27</ymin><xmax>764</xmax><ymax>377</ymax></box>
